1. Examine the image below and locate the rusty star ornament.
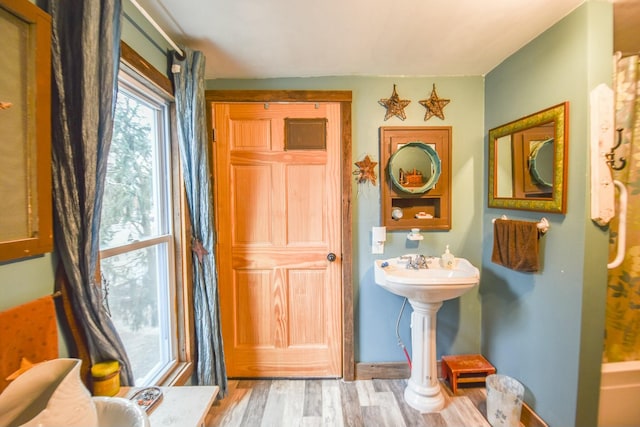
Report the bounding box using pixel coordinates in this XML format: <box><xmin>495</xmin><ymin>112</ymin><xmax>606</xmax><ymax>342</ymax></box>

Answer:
<box><xmin>379</xmin><ymin>84</ymin><xmax>411</xmax><ymax>121</ymax></box>
<box><xmin>354</xmin><ymin>155</ymin><xmax>378</xmax><ymax>186</ymax></box>
<box><xmin>420</xmin><ymin>84</ymin><xmax>450</xmax><ymax>121</ymax></box>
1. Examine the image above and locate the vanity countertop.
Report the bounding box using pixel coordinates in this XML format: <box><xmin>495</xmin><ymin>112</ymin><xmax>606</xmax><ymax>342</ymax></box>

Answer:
<box><xmin>119</xmin><ymin>385</ymin><xmax>218</xmax><ymax>427</ymax></box>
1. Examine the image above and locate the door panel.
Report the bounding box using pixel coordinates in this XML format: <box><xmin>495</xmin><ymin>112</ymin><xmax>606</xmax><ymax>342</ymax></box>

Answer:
<box><xmin>232</xmin><ymin>165</ymin><xmax>272</xmax><ymax>244</ymax></box>
<box><xmin>287</xmin><ymin>164</ymin><xmax>325</xmax><ymax>244</ymax></box>
<box><xmin>213</xmin><ymin>102</ymin><xmax>342</xmax><ymax>377</ymax></box>
<box><xmin>235</xmin><ymin>270</ymin><xmax>272</xmax><ymax>347</ymax></box>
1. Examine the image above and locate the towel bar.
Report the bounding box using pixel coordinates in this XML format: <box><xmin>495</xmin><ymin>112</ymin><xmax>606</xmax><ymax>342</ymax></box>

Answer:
<box><xmin>492</xmin><ymin>215</ymin><xmax>550</xmax><ymax>234</ymax></box>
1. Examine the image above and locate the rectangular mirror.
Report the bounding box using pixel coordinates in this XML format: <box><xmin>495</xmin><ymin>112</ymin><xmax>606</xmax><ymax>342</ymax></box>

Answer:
<box><xmin>488</xmin><ymin>102</ymin><xmax>569</xmax><ymax>213</ymax></box>
<box><xmin>0</xmin><ymin>0</ymin><xmax>52</xmax><ymax>261</ymax></box>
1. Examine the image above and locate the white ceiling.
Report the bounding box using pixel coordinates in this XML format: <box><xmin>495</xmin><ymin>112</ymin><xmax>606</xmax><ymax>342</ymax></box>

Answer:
<box><xmin>135</xmin><ymin>0</ymin><xmax>590</xmax><ymax>80</ymax></box>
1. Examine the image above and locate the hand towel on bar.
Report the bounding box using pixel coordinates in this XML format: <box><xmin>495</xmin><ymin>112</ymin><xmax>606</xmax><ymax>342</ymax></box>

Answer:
<box><xmin>491</xmin><ymin>219</ymin><xmax>541</xmax><ymax>272</ymax></box>
<box><xmin>0</xmin><ymin>295</ymin><xmax>58</xmax><ymax>392</ymax></box>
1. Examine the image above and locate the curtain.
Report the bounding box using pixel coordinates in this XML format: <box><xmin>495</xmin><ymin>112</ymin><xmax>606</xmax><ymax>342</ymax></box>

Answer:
<box><xmin>172</xmin><ymin>48</ymin><xmax>227</xmax><ymax>394</ymax></box>
<box><xmin>604</xmin><ymin>54</ymin><xmax>640</xmax><ymax>363</ymax></box>
<box><xmin>47</xmin><ymin>0</ymin><xmax>134</xmax><ymax>384</ymax></box>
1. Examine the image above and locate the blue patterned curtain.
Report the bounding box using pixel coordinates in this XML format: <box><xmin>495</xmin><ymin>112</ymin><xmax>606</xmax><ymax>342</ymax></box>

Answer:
<box><xmin>47</xmin><ymin>0</ymin><xmax>134</xmax><ymax>385</ymax></box>
<box><xmin>172</xmin><ymin>48</ymin><xmax>227</xmax><ymax>395</ymax></box>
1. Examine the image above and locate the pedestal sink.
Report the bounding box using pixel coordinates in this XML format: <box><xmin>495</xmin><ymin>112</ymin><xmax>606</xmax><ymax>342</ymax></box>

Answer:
<box><xmin>374</xmin><ymin>255</ymin><xmax>479</xmax><ymax>413</ymax></box>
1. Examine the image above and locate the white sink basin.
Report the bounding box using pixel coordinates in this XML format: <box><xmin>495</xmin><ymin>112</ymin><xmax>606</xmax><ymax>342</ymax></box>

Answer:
<box><xmin>374</xmin><ymin>255</ymin><xmax>479</xmax><ymax>303</ymax></box>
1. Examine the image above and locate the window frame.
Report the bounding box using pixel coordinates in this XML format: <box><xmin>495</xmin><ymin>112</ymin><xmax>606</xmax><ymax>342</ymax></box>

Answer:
<box><xmin>98</xmin><ymin>42</ymin><xmax>193</xmax><ymax>386</ymax></box>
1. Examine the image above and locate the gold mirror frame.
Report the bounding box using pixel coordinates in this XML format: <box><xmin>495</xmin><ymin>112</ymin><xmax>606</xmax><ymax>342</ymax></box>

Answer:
<box><xmin>488</xmin><ymin>102</ymin><xmax>569</xmax><ymax>213</ymax></box>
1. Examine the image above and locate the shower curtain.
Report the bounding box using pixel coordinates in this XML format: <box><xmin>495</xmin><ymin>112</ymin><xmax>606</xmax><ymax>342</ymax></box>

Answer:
<box><xmin>604</xmin><ymin>54</ymin><xmax>640</xmax><ymax>363</ymax></box>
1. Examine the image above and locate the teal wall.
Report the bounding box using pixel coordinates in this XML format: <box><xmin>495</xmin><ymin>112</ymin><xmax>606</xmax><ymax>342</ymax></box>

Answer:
<box><xmin>0</xmin><ymin>255</ymin><xmax>56</xmax><ymax>311</ymax></box>
<box><xmin>206</xmin><ymin>76</ymin><xmax>485</xmax><ymax>362</ymax></box>
<box><xmin>482</xmin><ymin>2</ymin><xmax>612</xmax><ymax>426</ymax></box>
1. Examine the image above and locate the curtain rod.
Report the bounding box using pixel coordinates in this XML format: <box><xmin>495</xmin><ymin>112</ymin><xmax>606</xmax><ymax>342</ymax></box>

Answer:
<box><xmin>129</xmin><ymin>0</ymin><xmax>184</xmax><ymax>57</ymax></box>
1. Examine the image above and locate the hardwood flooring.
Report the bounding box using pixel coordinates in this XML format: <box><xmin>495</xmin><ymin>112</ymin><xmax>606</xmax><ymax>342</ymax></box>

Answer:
<box><xmin>205</xmin><ymin>378</ymin><xmax>495</xmax><ymax>427</ymax></box>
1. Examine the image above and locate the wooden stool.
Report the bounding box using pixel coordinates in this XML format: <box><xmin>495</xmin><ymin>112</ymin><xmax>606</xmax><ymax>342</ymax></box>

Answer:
<box><xmin>441</xmin><ymin>354</ymin><xmax>496</xmax><ymax>393</ymax></box>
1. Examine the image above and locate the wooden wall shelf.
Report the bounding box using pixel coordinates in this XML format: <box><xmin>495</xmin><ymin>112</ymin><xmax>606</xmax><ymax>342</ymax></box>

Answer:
<box><xmin>380</xmin><ymin>126</ymin><xmax>451</xmax><ymax>231</ymax></box>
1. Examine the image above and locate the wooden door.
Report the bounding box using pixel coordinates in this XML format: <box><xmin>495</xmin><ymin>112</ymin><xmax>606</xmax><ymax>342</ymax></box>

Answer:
<box><xmin>512</xmin><ymin>126</ymin><xmax>555</xmax><ymax>198</ymax></box>
<box><xmin>212</xmin><ymin>102</ymin><xmax>342</xmax><ymax>377</ymax></box>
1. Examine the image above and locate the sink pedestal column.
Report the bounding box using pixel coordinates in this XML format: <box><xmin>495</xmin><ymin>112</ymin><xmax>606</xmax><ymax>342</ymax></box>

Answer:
<box><xmin>404</xmin><ymin>300</ymin><xmax>445</xmax><ymax>413</ymax></box>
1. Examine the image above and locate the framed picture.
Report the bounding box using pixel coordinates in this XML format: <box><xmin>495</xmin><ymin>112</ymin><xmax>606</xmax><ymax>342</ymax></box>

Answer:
<box><xmin>0</xmin><ymin>0</ymin><xmax>52</xmax><ymax>261</ymax></box>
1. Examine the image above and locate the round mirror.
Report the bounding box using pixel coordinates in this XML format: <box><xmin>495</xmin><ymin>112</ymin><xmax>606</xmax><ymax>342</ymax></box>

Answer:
<box><xmin>529</xmin><ymin>138</ymin><xmax>554</xmax><ymax>188</ymax></box>
<box><xmin>388</xmin><ymin>142</ymin><xmax>441</xmax><ymax>194</ymax></box>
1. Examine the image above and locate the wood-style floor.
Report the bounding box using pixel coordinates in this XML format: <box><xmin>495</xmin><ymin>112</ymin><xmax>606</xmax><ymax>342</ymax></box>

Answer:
<box><xmin>205</xmin><ymin>378</ymin><xmax>495</xmax><ymax>427</ymax></box>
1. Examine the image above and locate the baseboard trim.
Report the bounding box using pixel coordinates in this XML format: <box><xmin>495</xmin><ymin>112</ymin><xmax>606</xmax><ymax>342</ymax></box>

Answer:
<box><xmin>521</xmin><ymin>402</ymin><xmax>548</xmax><ymax>427</ymax></box>
<box><xmin>354</xmin><ymin>361</ymin><xmax>411</xmax><ymax>380</ymax></box>
<box><xmin>353</xmin><ymin>362</ymin><xmax>547</xmax><ymax>427</ymax></box>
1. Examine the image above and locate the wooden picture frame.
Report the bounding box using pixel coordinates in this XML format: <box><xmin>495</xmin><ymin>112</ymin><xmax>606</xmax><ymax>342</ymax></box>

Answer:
<box><xmin>0</xmin><ymin>0</ymin><xmax>52</xmax><ymax>261</ymax></box>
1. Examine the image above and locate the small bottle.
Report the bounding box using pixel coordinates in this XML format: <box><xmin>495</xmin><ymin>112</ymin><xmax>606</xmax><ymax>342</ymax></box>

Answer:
<box><xmin>441</xmin><ymin>245</ymin><xmax>455</xmax><ymax>269</ymax></box>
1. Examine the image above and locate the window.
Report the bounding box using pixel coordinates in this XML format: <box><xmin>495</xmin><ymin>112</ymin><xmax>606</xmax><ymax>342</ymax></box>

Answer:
<box><xmin>100</xmin><ymin>63</ymin><xmax>187</xmax><ymax>386</ymax></box>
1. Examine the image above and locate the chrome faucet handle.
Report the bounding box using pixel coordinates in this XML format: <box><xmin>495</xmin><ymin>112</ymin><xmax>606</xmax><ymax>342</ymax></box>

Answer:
<box><xmin>417</xmin><ymin>255</ymin><xmax>429</xmax><ymax>269</ymax></box>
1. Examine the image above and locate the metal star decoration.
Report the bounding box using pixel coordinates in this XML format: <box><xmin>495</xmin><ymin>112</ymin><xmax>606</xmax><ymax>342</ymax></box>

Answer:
<box><xmin>420</xmin><ymin>84</ymin><xmax>450</xmax><ymax>121</ymax></box>
<box><xmin>354</xmin><ymin>155</ymin><xmax>378</xmax><ymax>186</ymax></box>
<box><xmin>191</xmin><ymin>237</ymin><xmax>209</xmax><ymax>264</ymax></box>
<box><xmin>379</xmin><ymin>84</ymin><xmax>411</xmax><ymax>121</ymax></box>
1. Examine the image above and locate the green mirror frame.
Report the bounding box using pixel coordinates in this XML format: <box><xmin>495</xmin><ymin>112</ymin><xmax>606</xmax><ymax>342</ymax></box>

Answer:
<box><xmin>488</xmin><ymin>102</ymin><xmax>569</xmax><ymax>213</ymax></box>
<box><xmin>388</xmin><ymin>142</ymin><xmax>441</xmax><ymax>194</ymax></box>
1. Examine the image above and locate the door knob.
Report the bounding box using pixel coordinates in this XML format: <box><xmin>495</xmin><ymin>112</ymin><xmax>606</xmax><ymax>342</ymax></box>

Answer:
<box><xmin>327</xmin><ymin>253</ymin><xmax>337</xmax><ymax>262</ymax></box>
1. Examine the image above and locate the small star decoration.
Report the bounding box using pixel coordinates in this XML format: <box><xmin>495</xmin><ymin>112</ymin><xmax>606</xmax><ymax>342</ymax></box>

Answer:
<box><xmin>419</xmin><ymin>84</ymin><xmax>450</xmax><ymax>121</ymax></box>
<box><xmin>191</xmin><ymin>237</ymin><xmax>209</xmax><ymax>264</ymax></box>
<box><xmin>354</xmin><ymin>155</ymin><xmax>378</xmax><ymax>186</ymax></box>
<box><xmin>379</xmin><ymin>84</ymin><xmax>411</xmax><ymax>121</ymax></box>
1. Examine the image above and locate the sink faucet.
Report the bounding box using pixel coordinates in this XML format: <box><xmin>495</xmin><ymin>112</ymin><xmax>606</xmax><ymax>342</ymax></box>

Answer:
<box><xmin>406</xmin><ymin>254</ymin><xmax>429</xmax><ymax>270</ymax></box>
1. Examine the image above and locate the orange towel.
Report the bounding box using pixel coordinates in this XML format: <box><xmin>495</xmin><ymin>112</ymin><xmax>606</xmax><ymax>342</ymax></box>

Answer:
<box><xmin>0</xmin><ymin>295</ymin><xmax>58</xmax><ymax>392</ymax></box>
<box><xmin>491</xmin><ymin>219</ymin><xmax>541</xmax><ymax>272</ymax></box>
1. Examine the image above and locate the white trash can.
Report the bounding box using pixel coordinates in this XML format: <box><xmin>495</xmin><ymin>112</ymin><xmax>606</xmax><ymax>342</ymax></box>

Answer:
<box><xmin>485</xmin><ymin>374</ymin><xmax>525</xmax><ymax>427</ymax></box>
